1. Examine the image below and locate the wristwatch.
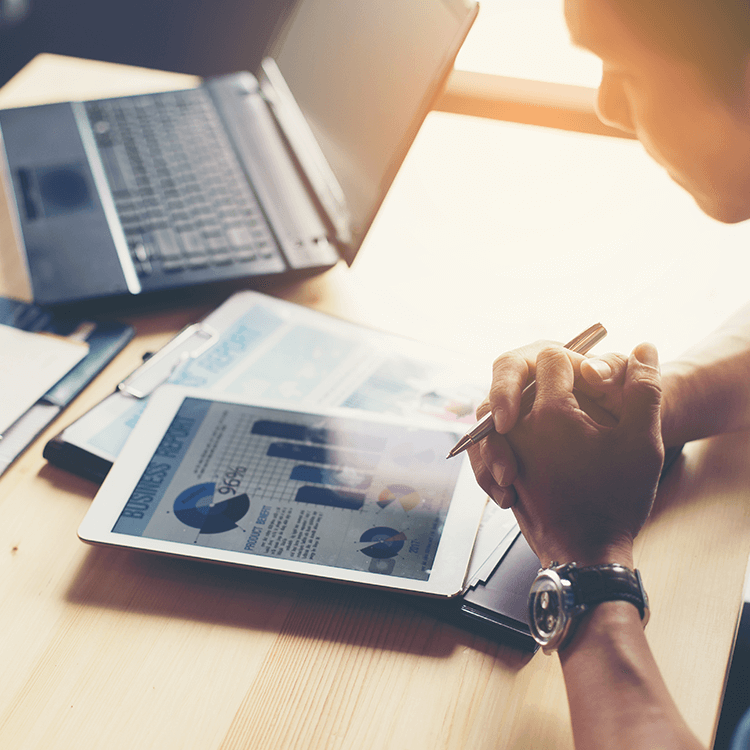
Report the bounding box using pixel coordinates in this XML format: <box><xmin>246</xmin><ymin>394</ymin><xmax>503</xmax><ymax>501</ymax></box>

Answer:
<box><xmin>528</xmin><ymin>562</ymin><xmax>650</xmax><ymax>653</ymax></box>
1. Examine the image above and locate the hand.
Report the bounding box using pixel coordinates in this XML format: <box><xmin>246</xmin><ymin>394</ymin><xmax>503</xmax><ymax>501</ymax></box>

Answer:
<box><xmin>468</xmin><ymin>341</ymin><xmax>631</xmax><ymax>508</ymax></box>
<box><xmin>497</xmin><ymin>343</ymin><xmax>664</xmax><ymax>567</ymax></box>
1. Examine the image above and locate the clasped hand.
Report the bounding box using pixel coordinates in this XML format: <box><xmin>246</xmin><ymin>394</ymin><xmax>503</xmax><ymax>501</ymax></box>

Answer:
<box><xmin>468</xmin><ymin>342</ymin><xmax>665</xmax><ymax>567</ymax></box>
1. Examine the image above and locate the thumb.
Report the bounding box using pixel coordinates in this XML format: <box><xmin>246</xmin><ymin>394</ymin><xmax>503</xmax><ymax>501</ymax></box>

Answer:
<box><xmin>580</xmin><ymin>352</ymin><xmax>628</xmax><ymax>389</ymax></box>
<box><xmin>617</xmin><ymin>342</ymin><xmax>662</xmax><ymax>438</ymax></box>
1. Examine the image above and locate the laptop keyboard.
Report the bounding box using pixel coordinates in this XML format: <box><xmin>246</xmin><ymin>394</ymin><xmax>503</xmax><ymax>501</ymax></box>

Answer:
<box><xmin>84</xmin><ymin>89</ymin><xmax>283</xmax><ymax>277</ymax></box>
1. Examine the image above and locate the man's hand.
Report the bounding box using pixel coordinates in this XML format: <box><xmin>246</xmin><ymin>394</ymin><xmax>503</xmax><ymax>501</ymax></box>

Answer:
<box><xmin>494</xmin><ymin>342</ymin><xmax>664</xmax><ymax>567</ymax></box>
<box><xmin>468</xmin><ymin>340</ymin><xmax>631</xmax><ymax>509</ymax></box>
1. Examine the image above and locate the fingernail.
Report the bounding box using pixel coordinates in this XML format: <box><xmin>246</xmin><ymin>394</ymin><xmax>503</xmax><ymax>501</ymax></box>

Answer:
<box><xmin>588</xmin><ymin>359</ymin><xmax>612</xmax><ymax>380</ymax></box>
<box><xmin>635</xmin><ymin>343</ymin><xmax>660</xmax><ymax>369</ymax></box>
<box><xmin>492</xmin><ymin>407</ymin><xmax>507</xmax><ymax>433</ymax></box>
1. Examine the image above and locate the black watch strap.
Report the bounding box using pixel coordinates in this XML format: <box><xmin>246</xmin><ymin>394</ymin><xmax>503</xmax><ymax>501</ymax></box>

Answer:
<box><xmin>566</xmin><ymin>564</ymin><xmax>649</xmax><ymax>621</ymax></box>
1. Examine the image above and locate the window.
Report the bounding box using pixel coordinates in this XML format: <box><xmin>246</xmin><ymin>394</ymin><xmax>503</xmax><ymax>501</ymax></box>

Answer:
<box><xmin>438</xmin><ymin>1</ymin><xmax>627</xmax><ymax>137</ymax></box>
<box><xmin>455</xmin><ymin>0</ymin><xmax>601</xmax><ymax>86</ymax></box>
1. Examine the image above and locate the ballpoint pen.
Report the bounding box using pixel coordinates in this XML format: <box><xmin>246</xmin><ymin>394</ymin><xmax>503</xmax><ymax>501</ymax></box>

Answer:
<box><xmin>446</xmin><ymin>322</ymin><xmax>608</xmax><ymax>458</ymax></box>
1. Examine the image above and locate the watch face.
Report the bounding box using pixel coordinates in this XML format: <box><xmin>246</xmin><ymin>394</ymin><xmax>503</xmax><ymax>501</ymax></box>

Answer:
<box><xmin>532</xmin><ymin>581</ymin><xmax>561</xmax><ymax>637</ymax></box>
<box><xmin>528</xmin><ymin>570</ymin><xmax>571</xmax><ymax>651</ymax></box>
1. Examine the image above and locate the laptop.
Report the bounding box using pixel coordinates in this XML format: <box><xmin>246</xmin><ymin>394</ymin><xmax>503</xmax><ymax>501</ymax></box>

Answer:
<box><xmin>0</xmin><ymin>0</ymin><xmax>478</xmax><ymax>306</ymax></box>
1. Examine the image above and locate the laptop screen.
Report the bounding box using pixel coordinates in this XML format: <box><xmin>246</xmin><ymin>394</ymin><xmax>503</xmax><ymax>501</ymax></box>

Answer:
<box><xmin>269</xmin><ymin>0</ymin><xmax>477</xmax><ymax>263</ymax></box>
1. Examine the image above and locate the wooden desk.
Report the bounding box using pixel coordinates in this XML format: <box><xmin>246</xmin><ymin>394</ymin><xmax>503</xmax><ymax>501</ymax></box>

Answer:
<box><xmin>2</xmin><ymin>55</ymin><xmax>750</xmax><ymax>750</ymax></box>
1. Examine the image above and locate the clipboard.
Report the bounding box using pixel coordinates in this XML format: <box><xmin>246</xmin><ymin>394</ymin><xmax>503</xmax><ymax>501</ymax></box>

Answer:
<box><xmin>0</xmin><ymin>298</ymin><xmax>134</xmax><ymax>476</ymax></box>
<box><xmin>44</xmin><ymin>291</ymin><xmax>489</xmax><ymax>483</ymax></box>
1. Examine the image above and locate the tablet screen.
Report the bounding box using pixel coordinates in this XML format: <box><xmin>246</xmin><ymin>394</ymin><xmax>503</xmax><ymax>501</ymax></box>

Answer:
<box><xmin>80</xmin><ymin>387</ymin><xmax>486</xmax><ymax>596</ymax></box>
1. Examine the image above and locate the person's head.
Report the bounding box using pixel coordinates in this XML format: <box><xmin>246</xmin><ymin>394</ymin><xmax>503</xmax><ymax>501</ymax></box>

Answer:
<box><xmin>565</xmin><ymin>0</ymin><xmax>750</xmax><ymax>223</ymax></box>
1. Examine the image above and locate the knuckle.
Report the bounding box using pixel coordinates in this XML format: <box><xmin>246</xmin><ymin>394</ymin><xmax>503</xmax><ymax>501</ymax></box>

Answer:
<box><xmin>607</xmin><ymin>353</ymin><xmax>629</xmax><ymax>370</ymax></box>
<box><xmin>534</xmin><ymin>346</ymin><xmax>567</xmax><ymax>373</ymax></box>
<box><xmin>635</xmin><ymin>371</ymin><xmax>662</xmax><ymax>397</ymax></box>
<box><xmin>537</xmin><ymin>344</ymin><xmax>565</xmax><ymax>360</ymax></box>
<box><xmin>491</xmin><ymin>349</ymin><xmax>527</xmax><ymax>375</ymax></box>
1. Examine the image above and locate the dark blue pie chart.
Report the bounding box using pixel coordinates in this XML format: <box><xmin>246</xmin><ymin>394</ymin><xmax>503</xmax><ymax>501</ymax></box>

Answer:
<box><xmin>173</xmin><ymin>482</ymin><xmax>250</xmax><ymax>534</ymax></box>
<box><xmin>358</xmin><ymin>526</ymin><xmax>406</xmax><ymax>559</ymax></box>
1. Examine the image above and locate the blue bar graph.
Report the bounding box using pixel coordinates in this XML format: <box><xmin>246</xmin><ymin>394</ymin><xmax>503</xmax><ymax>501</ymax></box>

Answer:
<box><xmin>252</xmin><ymin>419</ymin><xmax>387</xmax><ymax>452</ymax></box>
<box><xmin>267</xmin><ymin>442</ymin><xmax>378</xmax><ymax>470</ymax></box>
<box><xmin>295</xmin><ymin>485</ymin><xmax>365</xmax><ymax>510</ymax></box>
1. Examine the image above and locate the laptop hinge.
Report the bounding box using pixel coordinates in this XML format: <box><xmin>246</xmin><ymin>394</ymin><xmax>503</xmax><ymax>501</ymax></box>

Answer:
<box><xmin>206</xmin><ymin>72</ymin><xmax>341</xmax><ymax>270</ymax></box>
<box><xmin>257</xmin><ymin>58</ymin><xmax>353</xmax><ymax>248</ymax></box>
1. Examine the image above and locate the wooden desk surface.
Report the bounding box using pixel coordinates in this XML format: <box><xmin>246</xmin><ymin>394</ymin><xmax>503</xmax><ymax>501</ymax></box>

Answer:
<box><xmin>2</xmin><ymin>55</ymin><xmax>750</xmax><ymax>750</ymax></box>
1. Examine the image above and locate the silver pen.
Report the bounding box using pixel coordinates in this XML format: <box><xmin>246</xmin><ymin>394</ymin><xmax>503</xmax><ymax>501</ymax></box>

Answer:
<box><xmin>446</xmin><ymin>323</ymin><xmax>607</xmax><ymax>458</ymax></box>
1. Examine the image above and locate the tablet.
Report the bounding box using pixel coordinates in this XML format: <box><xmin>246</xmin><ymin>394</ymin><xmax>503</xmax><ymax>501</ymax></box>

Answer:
<box><xmin>79</xmin><ymin>386</ymin><xmax>487</xmax><ymax>598</ymax></box>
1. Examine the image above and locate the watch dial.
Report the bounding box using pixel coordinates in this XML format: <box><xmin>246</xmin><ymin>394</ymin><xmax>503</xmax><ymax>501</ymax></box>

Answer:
<box><xmin>534</xmin><ymin>583</ymin><xmax>560</xmax><ymax>636</ymax></box>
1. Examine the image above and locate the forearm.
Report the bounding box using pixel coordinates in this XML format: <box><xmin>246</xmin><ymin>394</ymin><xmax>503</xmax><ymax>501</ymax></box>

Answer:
<box><xmin>559</xmin><ymin>602</ymin><xmax>703</xmax><ymax>750</ymax></box>
<box><xmin>661</xmin><ymin>302</ymin><xmax>750</xmax><ymax>447</ymax></box>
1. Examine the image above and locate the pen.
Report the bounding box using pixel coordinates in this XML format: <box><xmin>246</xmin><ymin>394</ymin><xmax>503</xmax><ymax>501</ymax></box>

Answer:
<box><xmin>446</xmin><ymin>323</ymin><xmax>607</xmax><ymax>458</ymax></box>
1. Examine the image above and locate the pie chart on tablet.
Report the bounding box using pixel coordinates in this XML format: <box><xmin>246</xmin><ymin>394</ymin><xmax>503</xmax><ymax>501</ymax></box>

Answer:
<box><xmin>173</xmin><ymin>483</ymin><xmax>250</xmax><ymax>534</ymax></box>
<box><xmin>358</xmin><ymin>526</ymin><xmax>406</xmax><ymax>559</ymax></box>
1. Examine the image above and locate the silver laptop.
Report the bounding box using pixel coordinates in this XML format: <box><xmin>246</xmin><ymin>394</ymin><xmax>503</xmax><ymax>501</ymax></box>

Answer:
<box><xmin>0</xmin><ymin>0</ymin><xmax>477</xmax><ymax>306</ymax></box>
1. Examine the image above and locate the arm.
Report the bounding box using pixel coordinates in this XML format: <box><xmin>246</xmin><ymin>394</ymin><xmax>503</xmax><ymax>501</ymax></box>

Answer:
<box><xmin>660</xmin><ymin>300</ymin><xmax>750</xmax><ymax>447</ymax></box>
<box><xmin>560</xmin><ymin>601</ymin><xmax>703</xmax><ymax>750</ymax></box>
<box><xmin>497</xmin><ymin>344</ymin><xmax>702</xmax><ymax>750</ymax></box>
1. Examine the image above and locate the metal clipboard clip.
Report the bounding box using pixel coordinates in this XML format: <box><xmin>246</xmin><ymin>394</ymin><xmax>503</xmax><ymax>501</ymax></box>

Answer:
<box><xmin>118</xmin><ymin>323</ymin><xmax>218</xmax><ymax>399</ymax></box>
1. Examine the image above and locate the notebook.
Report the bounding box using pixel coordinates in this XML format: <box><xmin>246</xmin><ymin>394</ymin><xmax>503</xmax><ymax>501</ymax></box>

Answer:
<box><xmin>0</xmin><ymin>0</ymin><xmax>478</xmax><ymax>306</ymax></box>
